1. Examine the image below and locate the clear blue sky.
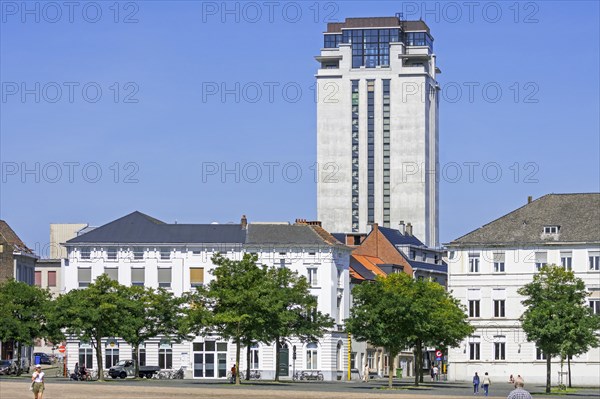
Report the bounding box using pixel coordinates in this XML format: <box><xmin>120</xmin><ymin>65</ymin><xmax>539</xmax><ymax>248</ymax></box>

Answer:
<box><xmin>1</xmin><ymin>1</ymin><xmax>599</xmax><ymax>254</ymax></box>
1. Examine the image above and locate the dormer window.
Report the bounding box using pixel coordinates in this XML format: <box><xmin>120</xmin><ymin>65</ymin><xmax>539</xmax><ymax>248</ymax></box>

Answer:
<box><xmin>543</xmin><ymin>226</ymin><xmax>560</xmax><ymax>234</ymax></box>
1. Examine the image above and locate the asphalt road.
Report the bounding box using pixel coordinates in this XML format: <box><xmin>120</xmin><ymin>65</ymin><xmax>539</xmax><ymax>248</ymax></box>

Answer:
<box><xmin>1</xmin><ymin>376</ymin><xmax>599</xmax><ymax>399</ymax></box>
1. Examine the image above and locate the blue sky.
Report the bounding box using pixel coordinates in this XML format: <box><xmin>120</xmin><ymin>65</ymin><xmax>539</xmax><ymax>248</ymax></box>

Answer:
<box><xmin>1</xmin><ymin>1</ymin><xmax>599</xmax><ymax>254</ymax></box>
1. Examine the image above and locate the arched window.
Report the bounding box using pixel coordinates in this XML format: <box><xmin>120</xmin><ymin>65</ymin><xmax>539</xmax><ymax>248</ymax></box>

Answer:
<box><xmin>306</xmin><ymin>343</ymin><xmax>318</xmax><ymax>370</ymax></box>
<box><xmin>105</xmin><ymin>339</ymin><xmax>119</xmax><ymax>367</ymax></box>
<box><xmin>336</xmin><ymin>341</ymin><xmax>343</xmax><ymax>370</ymax></box>
<box><xmin>159</xmin><ymin>340</ymin><xmax>173</xmax><ymax>369</ymax></box>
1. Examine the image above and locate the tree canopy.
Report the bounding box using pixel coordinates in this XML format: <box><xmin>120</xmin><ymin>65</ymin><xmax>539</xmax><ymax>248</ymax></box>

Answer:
<box><xmin>518</xmin><ymin>265</ymin><xmax>600</xmax><ymax>393</ymax></box>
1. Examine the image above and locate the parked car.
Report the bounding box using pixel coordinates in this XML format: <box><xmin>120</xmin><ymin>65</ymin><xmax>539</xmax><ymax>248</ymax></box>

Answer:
<box><xmin>33</xmin><ymin>352</ymin><xmax>52</xmax><ymax>365</ymax></box>
<box><xmin>0</xmin><ymin>360</ymin><xmax>17</xmax><ymax>375</ymax></box>
<box><xmin>108</xmin><ymin>360</ymin><xmax>160</xmax><ymax>379</ymax></box>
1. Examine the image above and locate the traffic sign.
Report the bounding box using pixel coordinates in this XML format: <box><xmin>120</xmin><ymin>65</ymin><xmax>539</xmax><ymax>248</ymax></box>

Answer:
<box><xmin>435</xmin><ymin>350</ymin><xmax>442</xmax><ymax>358</ymax></box>
<box><xmin>58</xmin><ymin>345</ymin><xmax>66</xmax><ymax>353</ymax></box>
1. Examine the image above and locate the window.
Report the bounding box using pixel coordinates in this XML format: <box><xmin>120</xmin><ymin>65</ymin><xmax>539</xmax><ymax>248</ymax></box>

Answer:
<box><xmin>80</xmin><ymin>248</ymin><xmax>90</xmax><ymax>259</ymax></box>
<box><xmin>421</xmin><ymin>253</ymin><xmax>427</xmax><ymax>261</ymax></box>
<box><xmin>560</xmin><ymin>252</ymin><xmax>572</xmax><ymax>271</ymax></box>
<box><xmin>159</xmin><ymin>341</ymin><xmax>173</xmax><ymax>369</ymax></box>
<box><xmin>589</xmin><ymin>252</ymin><xmax>600</xmax><ymax>271</ymax></box>
<box><xmin>493</xmin><ymin>300</ymin><xmax>505</xmax><ymax>317</ymax></box>
<box><xmin>493</xmin><ymin>252</ymin><xmax>505</xmax><ymax>272</ymax></box>
<box><xmin>306</xmin><ymin>343</ymin><xmax>318</xmax><ymax>370</ymax></box>
<box><xmin>350</xmin><ymin>352</ymin><xmax>356</xmax><ymax>370</ymax></box>
<box><xmin>307</xmin><ymin>268</ymin><xmax>318</xmax><ymax>287</ymax></box>
<box><xmin>133</xmin><ymin>247</ymin><xmax>144</xmax><ymax>260</ymax></box>
<box><xmin>105</xmin><ymin>339</ymin><xmax>119</xmax><ymax>368</ymax></box>
<box><xmin>535</xmin><ymin>252</ymin><xmax>547</xmax><ymax>271</ymax></box>
<box><xmin>47</xmin><ymin>271</ymin><xmax>56</xmax><ymax>287</ymax></box>
<box><xmin>469</xmin><ymin>341</ymin><xmax>480</xmax><ymax>360</ymax></box>
<box><xmin>107</xmin><ymin>247</ymin><xmax>117</xmax><ymax>260</ymax></box>
<box><xmin>410</xmin><ymin>250</ymin><xmax>416</xmax><ymax>260</ymax></box>
<box><xmin>336</xmin><ymin>342</ymin><xmax>342</xmax><ymax>370</ymax></box>
<box><xmin>158</xmin><ymin>268</ymin><xmax>172</xmax><ymax>288</ymax></box>
<box><xmin>469</xmin><ymin>253</ymin><xmax>480</xmax><ymax>273</ymax></box>
<box><xmin>160</xmin><ymin>248</ymin><xmax>171</xmax><ymax>260</ymax></box>
<box><xmin>469</xmin><ymin>300</ymin><xmax>480</xmax><ymax>318</ymax></box>
<box><xmin>250</xmin><ymin>343</ymin><xmax>259</xmax><ymax>370</ymax></box>
<box><xmin>536</xmin><ymin>347</ymin><xmax>546</xmax><ymax>360</ymax></box>
<box><xmin>79</xmin><ymin>342</ymin><xmax>93</xmax><ymax>368</ymax></box>
<box><xmin>190</xmin><ymin>267</ymin><xmax>205</xmax><ymax>287</ymax></box>
<box><xmin>104</xmin><ymin>267</ymin><xmax>118</xmax><ymax>281</ymax></box>
<box><xmin>131</xmin><ymin>268</ymin><xmax>145</xmax><ymax>287</ymax></box>
<box><xmin>494</xmin><ymin>341</ymin><xmax>506</xmax><ymax>360</ymax></box>
<box><xmin>367</xmin><ymin>350</ymin><xmax>375</xmax><ymax>368</ymax></box>
<box><xmin>35</xmin><ymin>271</ymin><xmax>42</xmax><ymax>287</ymax></box>
<box><xmin>590</xmin><ymin>300</ymin><xmax>600</xmax><ymax>315</ymax></box>
<box><xmin>78</xmin><ymin>268</ymin><xmax>91</xmax><ymax>288</ymax></box>
<box><xmin>132</xmin><ymin>343</ymin><xmax>146</xmax><ymax>366</ymax></box>
<box><xmin>543</xmin><ymin>226</ymin><xmax>559</xmax><ymax>234</ymax></box>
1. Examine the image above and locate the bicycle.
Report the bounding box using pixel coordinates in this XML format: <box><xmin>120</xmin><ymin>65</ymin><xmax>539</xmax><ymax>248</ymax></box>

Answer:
<box><xmin>55</xmin><ymin>367</ymin><xmax>68</xmax><ymax>378</ymax></box>
<box><xmin>248</xmin><ymin>370</ymin><xmax>261</xmax><ymax>380</ymax></box>
<box><xmin>170</xmin><ymin>367</ymin><xmax>184</xmax><ymax>379</ymax></box>
<box><xmin>226</xmin><ymin>371</ymin><xmax>245</xmax><ymax>382</ymax></box>
<box><xmin>157</xmin><ymin>369</ymin><xmax>173</xmax><ymax>379</ymax></box>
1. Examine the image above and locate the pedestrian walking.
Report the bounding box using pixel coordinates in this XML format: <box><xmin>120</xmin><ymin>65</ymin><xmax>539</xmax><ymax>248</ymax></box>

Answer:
<box><xmin>430</xmin><ymin>367</ymin><xmax>435</xmax><ymax>381</ymax></box>
<box><xmin>230</xmin><ymin>364</ymin><xmax>236</xmax><ymax>383</ymax></box>
<box><xmin>362</xmin><ymin>362</ymin><xmax>370</xmax><ymax>383</ymax></box>
<box><xmin>482</xmin><ymin>372</ymin><xmax>491</xmax><ymax>396</ymax></box>
<box><xmin>473</xmin><ymin>372</ymin><xmax>480</xmax><ymax>395</ymax></box>
<box><xmin>507</xmin><ymin>379</ymin><xmax>533</xmax><ymax>399</ymax></box>
<box><xmin>433</xmin><ymin>365</ymin><xmax>439</xmax><ymax>381</ymax></box>
<box><xmin>31</xmin><ymin>365</ymin><xmax>45</xmax><ymax>399</ymax></box>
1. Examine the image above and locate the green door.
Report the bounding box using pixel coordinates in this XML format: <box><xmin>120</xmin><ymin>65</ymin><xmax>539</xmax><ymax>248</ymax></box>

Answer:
<box><xmin>278</xmin><ymin>345</ymin><xmax>289</xmax><ymax>377</ymax></box>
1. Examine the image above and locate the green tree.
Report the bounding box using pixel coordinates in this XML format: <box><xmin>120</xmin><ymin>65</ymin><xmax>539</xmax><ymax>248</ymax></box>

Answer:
<box><xmin>518</xmin><ymin>265</ymin><xmax>599</xmax><ymax>393</ymax></box>
<box><xmin>0</xmin><ymin>280</ymin><xmax>52</xmax><ymax>374</ymax></box>
<box><xmin>560</xmin><ymin>308</ymin><xmax>600</xmax><ymax>387</ymax></box>
<box><xmin>52</xmin><ymin>274</ymin><xmax>130</xmax><ymax>380</ymax></box>
<box><xmin>346</xmin><ymin>273</ymin><xmax>412</xmax><ymax>388</ymax></box>
<box><xmin>191</xmin><ymin>253</ymin><xmax>269</xmax><ymax>385</ymax></box>
<box><xmin>262</xmin><ymin>266</ymin><xmax>334</xmax><ymax>382</ymax></box>
<box><xmin>347</xmin><ymin>273</ymin><xmax>472</xmax><ymax>387</ymax></box>
<box><xmin>118</xmin><ymin>286</ymin><xmax>191</xmax><ymax>378</ymax></box>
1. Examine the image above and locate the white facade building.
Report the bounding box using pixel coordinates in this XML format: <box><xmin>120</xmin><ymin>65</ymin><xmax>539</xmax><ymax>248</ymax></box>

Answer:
<box><xmin>316</xmin><ymin>16</ymin><xmax>439</xmax><ymax>246</ymax></box>
<box><xmin>61</xmin><ymin>212</ymin><xmax>352</xmax><ymax>380</ymax></box>
<box><xmin>446</xmin><ymin>194</ymin><xmax>600</xmax><ymax>386</ymax></box>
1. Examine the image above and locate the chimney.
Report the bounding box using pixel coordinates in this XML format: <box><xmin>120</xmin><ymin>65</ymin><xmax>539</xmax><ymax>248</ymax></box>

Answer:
<box><xmin>241</xmin><ymin>215</ymin><xmax>247</xmax><ymax>229</ymax></box>
<box><xmin>406</xmin><ymin>222</ymin><xmax>413</xmax><ymax>236</ymax></box>
<box><xmin>371</xmin><ymin>222</ymin><xmax>378</xmax><ymax>232</ymax></box>
<box><xmin>307</xmin><ymin>220</ymin><xmax>322</xmax><ymax>227</ymax></box>
<box><xmin>527</xmin><ymin>196</ymin><xmax>533</xmax><ymax>204</ymax></box>
<box><xmin>399</xmin><ymin>220</ymin><xmax>405</xmax><ymax>234</ymax></box>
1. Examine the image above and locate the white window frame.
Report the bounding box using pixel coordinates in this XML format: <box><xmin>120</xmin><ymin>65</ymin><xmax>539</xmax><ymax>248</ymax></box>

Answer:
<box><xmin>306</xmin><ymin>343</ymin><xmax>318</xmax><ymax>370</ymax></box>
<box><xmin>307</xmin><ymin>268</ymin><xmax>318</xmax><ymax>287</ymax></box>
<box><xmin>589</xmin><ymin>252</ymin><xmax>600</xmax><ymax>271</ymax></box>
<box><xmin>468</xmin><ymin>253</ymin><xmax>480</xmax><ymax>273</ymax></box>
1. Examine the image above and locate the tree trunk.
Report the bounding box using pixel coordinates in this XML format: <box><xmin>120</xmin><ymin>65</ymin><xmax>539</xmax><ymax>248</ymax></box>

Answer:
<box><xmin>418</xmin><ymin>340</ymin><xmax>424</xmax><ymax>383</ymax></box>
<box><xmin>387</xmin><ymin>350</ymin><xmax>396</xmax><ymax>388</ymax></box>
<box><xmin>413</xmin><ymin>342</ymin><xmax>420</xmax><ymax>386</ymax></box>
<box><xmin>245</xmin><ymin>344</ymin><xmax>251</xmax><ymax>381</ymax></box>
<box><xmin>545</xmin><ymin>353</ymin><xmax>551</xmax><ymax>393</ymax></box>
<box><xmin>274</xmin><ymin>336</ymin><xmax>280</xmax><ymax>382</ymax></box>
<box><xmin>134</xmin><ymin>343</ymin><xmax>140</xmax><ymax>379</ymax></box>
<box><xmin>567</xmin><ymin>356</ymin><xmax>572</xmax><ymax>388</ymax></box>
<box><xmin>235</xmin><ymin>336</ymin><xmax>241</xmax><ymax>385</ymax></box>
<box><xmin>15</xmin><ymin>341</ymin><xmax>22</xmax><ymax>375</ymax></box>
<box><xmin>94</xmin><ymin>336</ymin><xmax>104</xmax><ymax>381</ymax></box>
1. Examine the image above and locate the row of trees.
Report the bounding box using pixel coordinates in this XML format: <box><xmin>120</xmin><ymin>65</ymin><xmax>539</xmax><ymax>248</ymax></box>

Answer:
<box><xmin>1</xmin><ymin>259</ymin><xmax>597</xmax><ymax>391</ymax></box>
<box><xmin>0</xmin><ymin>253</ymin><xmax>333</xmax><ymax>383</ymax></box>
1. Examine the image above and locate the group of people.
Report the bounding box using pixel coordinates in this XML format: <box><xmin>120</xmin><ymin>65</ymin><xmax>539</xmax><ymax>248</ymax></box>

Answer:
<box><xmin>430</xmin><ymin>364</ymin><xmax>440</xmax><ymax>381</ymax></box>
<box><xmin>70</xmin><ymin>362</ymin><xmax>89</xmax><ymax>381</ymax></box>
<box><xmin>473</xmin><ymin>372</ymin><xmax>532</xmax><ymax>399</ymax></box>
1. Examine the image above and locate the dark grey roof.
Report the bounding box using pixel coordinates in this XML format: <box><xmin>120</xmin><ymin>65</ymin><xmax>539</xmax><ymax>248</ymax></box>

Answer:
<box><xmin>246</xmin><ymin>224</ymin><xmax>333</xmax><ymax>246</ymax></box>
<box><xmin>349</xmin><ymin>257</ymin><xmax>376</xmax><ymax>280</ymax></box>
<box><xmin>408</xmin><ymin>260</ymin><xmax>448</xmax><ymax>273</ymax></box>
<box><xmin>66</xmin><ymin>212</ymin><xmax>247</xmax><ymax>244</ymax></box>
<box><xmin>447</xmin><ymin>194</ymin><xmax>600</xmax><ymax>246</ymax></box>
<box><xmin>378</xmin><ymin>226</ymin><xmax>425</xmax><ymax>247</ymax></box>
<box><xmin>326</xmin><ymin>17</ymin><xmax>430</xmax><ymax>34</ymax></box>
<box><xmin>331</xmin><ymin>233</ymin><xmax>346</xmax><ymax>243</ymax></box>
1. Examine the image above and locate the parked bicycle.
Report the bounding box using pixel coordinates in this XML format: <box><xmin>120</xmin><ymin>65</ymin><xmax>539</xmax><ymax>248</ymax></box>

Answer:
<box><xmin>248</xmin><ymin>369</ymin><xmax>261</xmax><ymax>380</ymax></box>
<box><xmin>171</xmin><ymin>367</ymin><xmax>184</xmax><ymax>379</ymax></box>
<box><xmin>226</xmin><ymin>370</ymin><xmax>245</xmax><ymax>381</ymax></box>
<box><xmin>293</xmin><ymin>370</ymin><xmax>323</xmax><ymax>381</ymax></box>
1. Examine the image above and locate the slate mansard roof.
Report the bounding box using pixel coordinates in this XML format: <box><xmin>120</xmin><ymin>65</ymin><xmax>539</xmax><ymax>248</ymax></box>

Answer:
<box><xmin>65</xmin><ymin>212</ymin><xmax>348</xmax><ymax>249</ymax></box>
<box><xmin>447</xmin><ymin>193</ymin><xmax>600</xmax><ymax>246</ymax></box>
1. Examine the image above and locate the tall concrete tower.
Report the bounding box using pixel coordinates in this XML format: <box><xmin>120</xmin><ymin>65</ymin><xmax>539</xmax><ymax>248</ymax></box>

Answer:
<box><xmin>316</xmin><ymin>16</ymin><xmax>439</xmax><ymax>246</ymax></box>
